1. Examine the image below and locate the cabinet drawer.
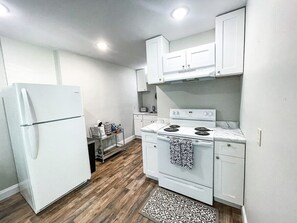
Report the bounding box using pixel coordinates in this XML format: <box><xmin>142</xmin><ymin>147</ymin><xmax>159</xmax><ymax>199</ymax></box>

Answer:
<box><xmin>142</xmin><ymin>132</ymin><xmax>157</xmax><ymax>143</ymax></box>
<box><xmin>143</xmin><ymin>115</ymin><xmax>157</xmax><ymax>121</ymax></box>
<box><xmin>134</xmin><ymin>114</ymin><xmax>143</xmax><ymax>120</ymax></box>
<box><xmin>215</xmin><ymin>141</ymin><xmax>245</xmax><ymax>158</ymax></box>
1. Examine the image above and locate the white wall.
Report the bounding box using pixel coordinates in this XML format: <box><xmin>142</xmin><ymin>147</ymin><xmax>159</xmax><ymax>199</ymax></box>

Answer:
<box><xmin>0</xmin><ymin>38</ymin><xmax>138</xmax><ymax>192</ymax></box>
<box><xmin>240</xmin><ymin>0</ymin><xmax>297</xmax><ymax>222</ymax></box>
<box><xmin>58</xmin><ymin>51</ymin><xmax>138</xmax><ymax>137</ymax></box>
<box><xmin>0</xmin><ymin>43</ymin><xmax>18</xmax><ymax>191</ymax></box>
<box><xmin>157</xmin><ymin>76</ymin><xmax>241</xmax><ymax>121</ymax></box>
<box><xmin>1</xmin><ymin>37</ymin><xmax>57</xmax><ymax>85</ymax></box>
<box><xmin>140</xmin><ymin>84</ymin><xmax>157</xmax><ymax>111</ymax></box>
<box><xmin>170</xmin><ymin>29</ymin><xmax>215</xmax><ymax>52</ymax></box>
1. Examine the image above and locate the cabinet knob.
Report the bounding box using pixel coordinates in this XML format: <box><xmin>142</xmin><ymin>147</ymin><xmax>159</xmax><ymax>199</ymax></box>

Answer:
<box><xmin>217</xmin><ymin>70</ymin><xmax>221</xmax><ymax>74</ymax></box>
<box><xmin>154</xmin><ymin>145</ymin><xmax>156</xmax><ymax>148</ymax></box>
<box><xmin>227</xmin><ymin>144</ymin><xmax>231</xmax><ymax>147</ymax></box>
<box><xmin>159</xmin><ymin>78</ymin><xmax>161</xmax><ymax>81</ymax></box>
<box><xmin>188</xmin><ymin>64</ymin><xmax>190</xmax><ymax>68</ymax></box>
<box><xmin>182</xmin><ymin>65</ymin><xmax>185</xmax><ymax>69</ymax></box>
<box><xmin>216</xmin><ymin>156</ymin><xmax>220</xmax><ymax>160</ymax></box>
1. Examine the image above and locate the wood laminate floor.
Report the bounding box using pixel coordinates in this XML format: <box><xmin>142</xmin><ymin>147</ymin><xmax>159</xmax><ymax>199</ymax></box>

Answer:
<box><xmin>0</xmin><ymin>139</ymin><xmax>242</xmax><ymax>223</ymax></box>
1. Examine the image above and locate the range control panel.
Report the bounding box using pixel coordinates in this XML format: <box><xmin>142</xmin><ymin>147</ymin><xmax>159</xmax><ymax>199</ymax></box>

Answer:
<box><xmin>170</xmin><ymin>109</ymin><xmax>216</xmax><ymax>121</ymax></box>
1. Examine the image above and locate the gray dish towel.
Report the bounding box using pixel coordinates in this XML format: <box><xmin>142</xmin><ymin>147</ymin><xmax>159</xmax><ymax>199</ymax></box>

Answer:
<box><xmin>169</xmin><ymin>138</ymin><xmax>182</xmax><ymax>166</ymax></box>
<box><xmin>180</xmin><ymin>139</ymin><xmax>194</xmax><ymax>169</ymax></box>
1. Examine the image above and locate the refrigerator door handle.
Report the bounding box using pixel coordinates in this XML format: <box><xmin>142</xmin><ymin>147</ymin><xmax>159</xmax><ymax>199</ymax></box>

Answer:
<box><xmin>25</xmin><ymin>125</ymin><xmax>40</xmax><ymax>160</ymax></box>
<box><xmin>21</xmin><ymin>88</ymin><xmax>34</xmax><ymax>125</ymax></box>
<box><xmin>21</xmin><ymin>88</ymin><xmax>40</xmax><ymax>159</ymax></box>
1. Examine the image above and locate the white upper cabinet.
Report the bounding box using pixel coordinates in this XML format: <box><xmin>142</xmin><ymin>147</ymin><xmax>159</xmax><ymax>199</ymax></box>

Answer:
<box><xmin>163</xmin><ymin>50</ymin><xmax>186</xmax><ymax>73</ymax></box>
<box><xmin>187</xmin><ymin>43</ymin><xmax>215</xmax><ymax>70</ymax></box>
<box><xmin>215</xmin><ymin>8</ymin><xmax>245</xmax><ymax>76</ymax></box>
<box><xmin>163</xmin><ymin>43</ymin><xmax>215</xmax><ymax>75</ymax></box>
<box><xmin>136</xmin><ymin>69</ymin><xmax>147</xmax><ymax>92</ymax></box>
<box><xmin>146</xmin><ymin>36</ymin><xmax>169</xmax><ymax>84</ymax></box>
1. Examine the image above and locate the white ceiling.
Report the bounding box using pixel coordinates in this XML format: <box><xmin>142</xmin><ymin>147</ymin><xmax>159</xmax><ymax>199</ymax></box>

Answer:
<box><xmin>0</xmin><ymin>0</ymin><xmax>246</xmax><ymax>69</ymax></box>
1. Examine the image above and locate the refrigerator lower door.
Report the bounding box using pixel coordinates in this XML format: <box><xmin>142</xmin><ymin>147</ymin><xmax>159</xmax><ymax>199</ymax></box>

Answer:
<box><xmin>23</xmin><ymin>116</ymin><xmax>91</xmax><ymax>213</ymax></box>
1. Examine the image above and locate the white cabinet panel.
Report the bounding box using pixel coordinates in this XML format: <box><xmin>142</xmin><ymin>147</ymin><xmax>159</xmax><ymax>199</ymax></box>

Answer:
<box><xmin>142</xmin><ymin>141</ymin><xmax>158</xmax><ymax>179</ymax></box>
<box><xmin>214</xmin><ymin>154</ymin><xmax>245</xmax><ymax>205</ymax></box>
<box><xmin>216</xmin><ymin>8</ymin><xmax>245</xmax><ymax>76</ymax></box>
<box><xmin>187</xmin><ymin>43</ymin><xmax>215</xmax><ymax>69</ymax></box>
<box><xmin>215</xmin><ymin>141</ymin><xmax>245</xmax><ymax>158</ymax></box>
<box><xmin>142</xmin><ymin>131</ymin><xmax>158</xmax><ymax>179</ymax></box>
<box><xmin>136</xmin><ymin>69</ymin><xmax>147</xmax><ymax>92</ymax></box>
<box><xmin>146</xmin><ymin>36</ymin><xmax>169</xmax><ymax>84</ymax></box>
<box><xmin>163</xmin><ymin>50</ymin><xmax>186</xmax><ymax>73</ymax></box>
<box><xmin>1</xmin><ymin>38</ymin><xmax>57</xmax><ymax>85</ymax></box>
<box><xmin>134</xmin><ymin>118</ymin><xmax>142</xmax><ymax>136</ymax></box>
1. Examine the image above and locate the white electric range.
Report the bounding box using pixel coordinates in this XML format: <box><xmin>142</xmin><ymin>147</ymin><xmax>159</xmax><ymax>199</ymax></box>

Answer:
<box><xmin>157</xmin><ymin>109</ymin><xmax>216</xmax><ymax>205</ymax></box>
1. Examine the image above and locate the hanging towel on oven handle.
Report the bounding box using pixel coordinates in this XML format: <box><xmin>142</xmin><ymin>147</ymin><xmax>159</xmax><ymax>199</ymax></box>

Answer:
<box><xmin>169</xmin><ymin>138</ymin><xmax>182</xmax><ymax>166</ymax></box>
<box><xmin>180</xmin><ymin>139</ymin><xmax>194</xmax><ymax>169</ymax></box>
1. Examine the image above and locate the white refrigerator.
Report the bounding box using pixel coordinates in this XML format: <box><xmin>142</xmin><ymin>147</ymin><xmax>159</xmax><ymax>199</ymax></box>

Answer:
<box><xmin>3</xmin><ymin>83</ymin><xmax>91</xmax><ymax>214</ymax></box>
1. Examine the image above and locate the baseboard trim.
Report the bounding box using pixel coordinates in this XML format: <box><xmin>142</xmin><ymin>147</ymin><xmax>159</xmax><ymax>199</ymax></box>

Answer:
<box><xmin>119</xmin><ymin>135</ymin><xmax>135</xmax><ymax>144</ymax></box>
<box><xmin>0</xmin><ymin>184</ymin><xmax>19</xmax><ymax>201</ymax></box>
<box><xmin>242</xmin><ymin>206</ymin><xmax>248</xmax><ymax>223</ymax></box>
<box><xmin>104</xmin><ymin>135</ymin><xmax>136</xmax><ymax>151</ymax></box>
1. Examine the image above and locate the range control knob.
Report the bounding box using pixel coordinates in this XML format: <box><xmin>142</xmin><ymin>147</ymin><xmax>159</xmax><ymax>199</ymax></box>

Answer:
<box><xmin>176</xmin><ymin>111</ymin><xmax>180</xmax><ymax>115</ymax></box>
<box><xmin>204</xmin><ymin>112</ymin><xmax>208</xmax><ymax>116</ymax></box>
<box><xmin>209</xmin><ymin>112</ymin><xmax>213</xmax><ymax>116</ymax></box>
<box><xmin>172</xmin><ymin>111</ymin><xmax>176</xmax><ymax>115</ymax></box>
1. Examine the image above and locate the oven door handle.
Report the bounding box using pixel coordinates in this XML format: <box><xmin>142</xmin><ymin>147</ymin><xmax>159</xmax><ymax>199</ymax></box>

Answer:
<box><xmin>192</xmin><ymin>141</ymin><xmax>213</xmax><ymax>147</ymax></box>
<box><xmin>157</xmin><ymin>135</ymin><xmax>171</xmax><ymax>142</ymax></box>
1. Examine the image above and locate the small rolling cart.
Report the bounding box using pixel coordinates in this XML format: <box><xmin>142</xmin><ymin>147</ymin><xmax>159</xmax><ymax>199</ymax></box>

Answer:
<box><xmin>89</xmin><ymin>126</ymin><xmax>125</xmax><ymax>163</ymax></box>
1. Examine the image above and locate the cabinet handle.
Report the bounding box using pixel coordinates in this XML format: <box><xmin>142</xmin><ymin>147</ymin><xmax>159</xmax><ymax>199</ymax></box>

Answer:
<box><xmin>216</xmin><ymin>156</ymin><xmax>220</xmax><ymax>160</ymax></box>
<box><xmin>227</xmin><ymin>144</ymin><xmax>231</xmax><ymax>147</ymax></box>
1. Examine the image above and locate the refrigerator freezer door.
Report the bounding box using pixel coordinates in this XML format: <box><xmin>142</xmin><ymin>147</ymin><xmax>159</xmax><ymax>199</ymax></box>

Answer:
<box><xmin>15</xmin><ymin>83</ymin><xmax>84</xmax><ymax>125</ymax></box>
<box><xmin>23</xmin><ymin>117</ymin><xmax>91</xmax><ymax>213</ymax></box>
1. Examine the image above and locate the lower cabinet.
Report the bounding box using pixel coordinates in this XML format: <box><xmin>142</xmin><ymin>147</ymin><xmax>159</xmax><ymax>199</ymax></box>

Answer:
<box><xmin>214</xmin><ymin>141</ymin><xmax>245</xmax><ymax>206</ymax></box>
<box><xmin>134</xmin><ymin>114</ymin><xmax>157</xmax><ymax>137</ymax></box>
<box><xmin>142</xmin><ymin>131</ymin><xmax>158</xmax><ymax>179</ymax></box>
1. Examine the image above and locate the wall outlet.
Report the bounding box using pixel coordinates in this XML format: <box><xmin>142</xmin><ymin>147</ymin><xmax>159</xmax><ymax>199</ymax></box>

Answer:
<box><xmin>257</xmin><ymin>128</ymin><xmax>262</xmax><ymax>147</ymax></box>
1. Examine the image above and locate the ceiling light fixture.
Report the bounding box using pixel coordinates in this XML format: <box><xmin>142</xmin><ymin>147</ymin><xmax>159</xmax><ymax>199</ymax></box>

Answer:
<box><xmin>171</xmin><ymin>7</ymin><xmax>189</xmax><ymax>21</ymax></box>
<box><xmin>0</xmin><ymin>3</ymin><xmax>9</xmax><ymax>16</ymax></box>
<box><xmin>96</xmin><ymin>41</ymin><xmax>108</xmax><ymax>51</ymax></box>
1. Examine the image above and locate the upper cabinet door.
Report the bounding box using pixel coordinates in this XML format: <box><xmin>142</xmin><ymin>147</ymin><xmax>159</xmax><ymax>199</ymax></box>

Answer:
<box><xmin>186</xmin><ymin>43</ymin><xmax>215</xmax><ymax>70</ymax></box>
<box><xmin>146</xmin><ymin>36</ymin><xmax>169</xmax><ymax>84</ymax></box>
<box><xmin>216</xmin><ymin>8</ymin><xmax>245</xmax><ymax>76</ymax></box>
<box><xmin>136</xmin><ymin>69</ymin><xmax>147</xmax><ymax>92</ymax></box>
<box><xmin>163</xmin><ymin>50</ymin><xmax>186</xmax><ymax>74</ymax></box>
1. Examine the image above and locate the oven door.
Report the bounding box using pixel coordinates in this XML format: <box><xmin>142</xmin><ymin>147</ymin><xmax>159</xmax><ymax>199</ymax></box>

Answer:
<box><xmin>157</xmin><ymin>135</ymin><xmax>213</xmax><ymax>188</ymax></box>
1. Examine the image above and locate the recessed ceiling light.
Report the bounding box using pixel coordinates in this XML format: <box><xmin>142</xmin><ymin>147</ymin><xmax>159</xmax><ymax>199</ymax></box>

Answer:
<box><xmin>96</xmin><ymin>41</ymin><xmax>108</xmax><ymax>51</ymax></box>
<box><xmin>171</xmin><ymin>7</ymin><xmax>189</xmax><ymax>21</ymax></box>
<box><xmin>0</xmin><ymin>3</ymin><xmax>9</xmax><ymax>16</ymax></box>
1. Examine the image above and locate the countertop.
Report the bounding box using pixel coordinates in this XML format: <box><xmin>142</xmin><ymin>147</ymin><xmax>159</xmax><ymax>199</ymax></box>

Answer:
<box><xmin>214</xmin><ymin>127</ymin><xmax>246</xmax><ymax>143</ymax></box>
<box><xmin>134</xmin><ymin>112</ymin><xmax>158</xmax><ymax>116</ymax></box>
<box><xmin>140</xmin><ymin>121</ymin><xmax>246</xmax><ymax>143</ymax></box>
<box><xmin>141</xmin><ymin>123</ymin><xmax>168</xmax><ymax>133</ymax></box>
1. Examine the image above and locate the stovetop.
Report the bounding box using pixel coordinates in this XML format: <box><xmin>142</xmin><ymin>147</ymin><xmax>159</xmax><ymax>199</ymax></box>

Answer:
<box><xmin>158</xmin><ymin>125</ymin><xmax>214</xmax><ymax>141</ymax></box>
